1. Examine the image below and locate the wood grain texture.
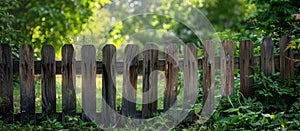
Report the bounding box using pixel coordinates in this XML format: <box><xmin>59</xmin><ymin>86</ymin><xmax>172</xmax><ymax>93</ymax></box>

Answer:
<box><xmin>220</xmin><ymin>40</ymin><xmax>234</xmax><ymax>97</ymax></box>
<box><xmin>239</xmin><ymin>40</ymin><xmax>254</xmax><ymax>98</ymax></box>
<box><xmin>20</xmin><ymin>45</ymin><xmax>35</xmax><ymax>124</ymax></box>
<box><xmin>41</xmin><ymin>45</ymin><xmax>56</xmax><ymax>116</ymax></box>
<box><xmin>142</xmin><ymin>43</ymin><xmax>158</xmax><ymax>118</ymax></box>
<box><xmin>81</xmin><ymin>45</ymin><xmax>96</xmax><ymax>122</ymax></box>
<box><xmin>0</xmin><ymin>44</ymin><xmax>13</xmax><ymax>123</ymax></box>
<box><xmin>183</xmin><ymin>44</ymin><xmax>198</xmax><ymax>109</ymax></box>
<box><xmin>202</xmin><ymin>41</ymin><xmax>215</xmax><ymax>115</ymax></box>
<box><xmin>279</xmin><ymin>36</ymin><xmax>294</xmax><ymax>81</ymax></box>
<box><xmin>164</xmin><ymin>44</ymin><xmax>179</xmax><ymax>111</ymax></box>
<box><xmin>102</xmin><ymin>44</ymin><xmax>117</xmax><ymax>127</ymax></box>
<box><xmin>260</xmin><ymin>37</ymin><xmax>275</xmax><ymax>76</ymax></box>
<box><xmin>61</xmin><ymin>44</ymin><xmax>76</xmax><ymax>122</ymax></box>
<box><xmin>122</xmin><ymin>44</ymin><xmax>139</xmax><ymax>118</ymax></box>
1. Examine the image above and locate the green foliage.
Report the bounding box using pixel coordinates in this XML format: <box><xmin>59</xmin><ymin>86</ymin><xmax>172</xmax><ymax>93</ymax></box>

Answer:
<box><xmin>176</xmin><ymin>68</ymin><xmax>300</xmax><ymax>130</ymax></box>
<box><xmin>35</xmin><ymin>116</ymin><xmax>64</xmax><ymax>130</ymax></box>
<box><xmin>204</xmin><ymin>0</ymin><xmax>256</xmax><ymax>31</ymax></box>
<box><xmin>100</xmin><ymin>0</ymin><xmax>253</xmax><ymax>49</ymax></box>
<box><xmin>217</xmin><ymin>1</ymin><xmax>300</xmax><ymax>56</ymax></box>
<box><xmin>0</xmin><ymin>0</ymin><xmax>110</xmax><ymax>58</ymax></box>
<box><xmin>177</xmin><ymin>88</ymin><xmax>300</xmax><ymax>130</ymax></box>
<box><xmin>0</xmin><ymin>116</ymin><xmax>101</xmax><ymax>130</ymax></box>
<box><xmin>105</xmin><ymin>0</ymin><xmax>201</xmax><ymax>47</ymax></box>
<box><xmin>0</xmin><ymin>97</ymin><xmax>5</xmax><ymax>105</ymax></box>
<box><xmin>248</xmin><ymin>0</ymin><xmax>300</xmax><ymax>37</ymax></box>
<box><xmin>245</xmin><ymin>0</ymin><xmax>300</xmax><ymax>51</ymax></box>
<box><xmin>250</xmin><ymin>68</ymin><xmax>300</xmax><ymax>112</ymax></box>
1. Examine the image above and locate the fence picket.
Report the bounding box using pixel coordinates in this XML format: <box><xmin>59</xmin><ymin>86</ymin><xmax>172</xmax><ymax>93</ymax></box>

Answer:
<box><xmin>202</xmin><ymin>41</ymin><xmax>215</xmax><ymax>115</ymax></box>
<box><xmin>81</xmin><ymin>45</ymin><xmax>96</xmax><ymax>122</ymax></box>
<box><xmin>122</xmin><ymin>44</ymin><xmax>139</xmax><ymax>118</ymax></box>
<box><xmin>0</xmin><ymin>36</ymin><xmax>298</xmax><ymax>124</ymax></box>
<box><xmin>62</xmin><ymin>44</ymin><xmax>76</xmax><ymax>122</ymax></box>
<box><xmin>280</xmin><ymin>36</ymin><xmax>294</xmax><ymax>81</ymax></box>
<box><xmin>239</xmin><ymin>40</ymin><xmax>254</xmax><ymax>97</ymax></box>
<box><xmin>102</xmin><ymin>44</ymin><xmax>117</xmax><ymax>127</ymax></box>
<box><xmin>20</xmin><ymin>45</ymin><xmax>35</xmax><ymax>124</ymax></box>
<box><xmin>261</xmin><ymin>37</ymin><xmax>275</xmax><ymax>76</ymax></box>
<box><xmin>164</xmin><ymin>44</ymin><xmax>179</xmax><ymax>111</ymax></box>
<box><xmin>142</xmin><ymin>43</ymin><xmax>158</xmax><ymax>118</ymax></box>
<box><xmin>0</xmin><ymin>44</ymin><xmax>13</xmax><ymax>123</ymax></box>
<box><xmin>183</xmin><ymin>44</ymin><xmax>198</xmax><ymax>109</ymax></box>
<box><xmin>41</xmin><ymin>45</ymin><xmax>56</xmax><ymax>117</ymax></box>
<box><xmin>221</xmin><ymin>40</ymin><xmax>234</xmax><ymax>97</ymax></box>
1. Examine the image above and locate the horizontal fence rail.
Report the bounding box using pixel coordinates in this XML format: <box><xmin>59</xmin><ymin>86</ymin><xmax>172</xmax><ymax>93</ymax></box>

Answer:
<box><xmin>0</xmin><ymin>36</ymin><xmax>298</xmax><ymax>126</ymax></box>
<box><xmin>10</xmin><ymin>55</ymin><xmax>300</xmax><ymax>75</ymax></box>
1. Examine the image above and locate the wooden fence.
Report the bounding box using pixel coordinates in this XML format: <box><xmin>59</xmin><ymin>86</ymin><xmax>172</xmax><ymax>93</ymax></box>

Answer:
<box><xmin>0</xmin><ymin>36</ymin><xmax>298</xmax><ymax>125</ymax></box>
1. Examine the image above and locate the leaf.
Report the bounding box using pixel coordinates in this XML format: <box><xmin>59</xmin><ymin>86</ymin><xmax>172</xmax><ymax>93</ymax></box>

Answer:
<box><xmin>224</xmin><ymin>108</ymin><xmax>239</xmax><ymax>113</ymax></box>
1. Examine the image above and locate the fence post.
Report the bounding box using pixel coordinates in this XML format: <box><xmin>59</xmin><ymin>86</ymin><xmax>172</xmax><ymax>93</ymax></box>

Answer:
<box><xmin>202</xmin><ymin>40</ymin><xmax>215</xmax><ymax>116</ymax></box>
<box><xmin>279</xmin><ymin>36</ymin><xmax>294</xmax><ymax>81</ymax></box>
<box><xmin>0</xmin><ymin>44</ymin><xmax>13</xmax><ymax>123</ymax></box>
<box><xmin>142</xmin><ymin>43</ymin><xmax>158</xmax><ymax>118</ymax></box>
<box><xmin>164</xmin><ymin>44</ymin><xmax>179</xmax><ymax>111</ymax></box>
<box><xmin>20</xmin><ymin>45</ymin><xmax>35</xmax><ymax>124</ymax></box>
<box><xmin>239</xmin><ymin>40</ymin><xmax>254</xmax><ymax>97</ymax></box>
<box><xmin>261</xmin><ymin>37</ymin><xmax>275</xmax><ymax>76</ymax></box>
<box><xmin>183</xmin><ymin>44</ymin><xmax>198</xmax><ymax>109</ymax></box>
<box><xmin>81</xmin><ymin>45</ymin><xmax>96</xmax><ymax>122</ymax></box>
<box><xmin>221</xmin><ymin>40</ymin><xmax>234</xmax><ymax>97</ymax></box>
<box><xmin>102</xmin><ymin>44</ymin><xmax>117</xmax><ymax>127</ymax></box>
<box><xmin>62</xmin><ymin>44</ymin><xmax>76</xmax><ymax>122</ymax></box>
<box><xmin>41</xmin><ymin>45</ymin><xmax>56</xmax><ymax>117</ymax></box>
<box><xmin>122</xmin><ymin>44</ymin><xmax>139</xmax><ymax>118</ymax></box>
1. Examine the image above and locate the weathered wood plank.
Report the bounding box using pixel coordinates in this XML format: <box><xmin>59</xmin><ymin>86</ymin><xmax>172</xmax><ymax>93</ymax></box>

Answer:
<box><xmin>239</xmin><ymin>40</ymin><xmax>254</xmax><ymax>98</ymax></box>
<box><xmin>279</xmin><ymin>36</ymin><xmax>294</xmax><ymax>81</ymax></box>
<box><xmin>202</xmin><ymin>41</ymin><xmax>215</xmax><ymax>115</ymax></box>
<box><xmin>122</xmin><ymin>44</ymin><xmax>139</xmax><ymax>118</ymax></box>
<box><xmin>183</xmin><ymin>44</ymin><xmax>198</xmax><ymax>109</ymax></box>
<box><xmin>220</xmin><ymin>40</ymin><xmax>234</xmax><ymax>97</ymax></box>
<box><xmin>41</xmin><ymin>45</ymin><xmax>56</xmax><ymax>116</ymax></box>
<box><xmin>81</xmin><ymin>45</ymin><xmax>96</xmax><ymax>122</ymax></box>
<box><xmin>102</xmin><ymin>44</ymin><xmax>117</xmax><ymax>127</ymax></box>
<box><xmin>261</xmin><ymin>37</ymin><xmax>275</xmax><ymax>76</ymax></box>
<box><xmin>20</xmin><ymin>45</ymin><xmax>35</xmax><ymax>124</ymax></box>
<box><xmin>0</xmin><ymin>44</ymin><xmax>13</xmax><ymax>123</ymax></box>
<box><xmin>142</xmin><ymin>43</ymin><xmax>158</xmax><ymax>118</ymax></box>
<box><xmin>164</xmin><ymin>44</ymin><xmax>179</xmax><ymax>111</ymax></box>
<box><xmin>61</xmin><ymin>44</ymin><xmax>76</xmax><ymax>122</ymax></box>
